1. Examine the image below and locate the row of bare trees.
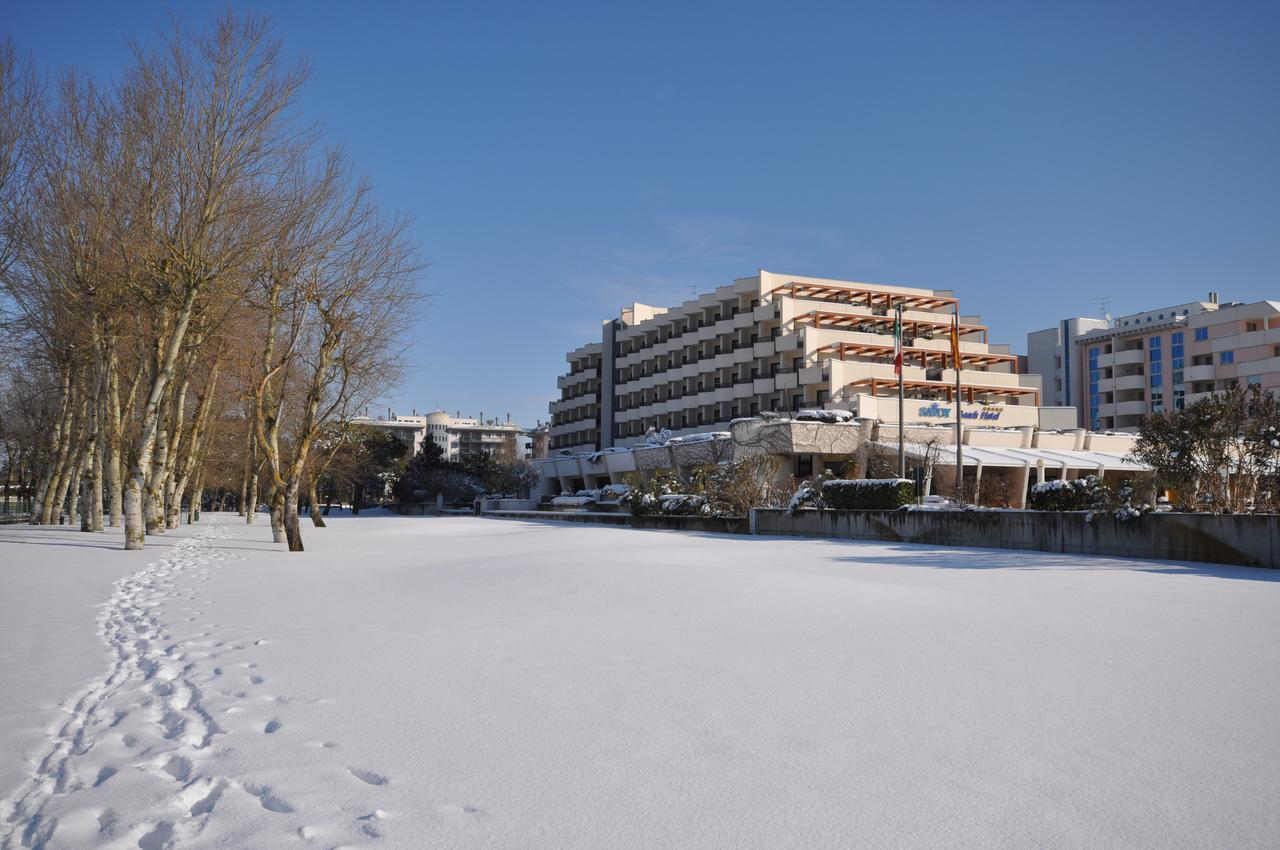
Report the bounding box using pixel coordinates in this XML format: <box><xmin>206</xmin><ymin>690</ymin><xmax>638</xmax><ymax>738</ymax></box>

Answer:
<box><xmin>0</xmin><ymin>13</ymin><xmax>421</xmax><ymax>550</ymax></box>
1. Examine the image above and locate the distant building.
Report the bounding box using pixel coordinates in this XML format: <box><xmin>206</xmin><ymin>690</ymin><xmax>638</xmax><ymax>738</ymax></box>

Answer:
<box><xmin>1027</xmin><ymin>295</ymin><xmax>1280</xmax><ymax>431</ymax></box>
<box><xmin>349</xmin><ymin>412</ymin><xmax>430</xmax><ymax>458</ymax></box>
<box><xmin>450</xmin><ymin>419</ymin><xmax>523</xmax><ymax>462</ymax></box>
<box><xmin>529</xmin><ymin>423</ymin><xmax>550</xmax><ymax>459</ymax></box>
<box><xmin>353</xmin><ymin>409</ymin><xmax>527</xmax><ymax>461</ymax></box>
<box><xmin>424</xmin><ymin>410</ymin><xmax>478</xmax><ymax>459</ymax></box>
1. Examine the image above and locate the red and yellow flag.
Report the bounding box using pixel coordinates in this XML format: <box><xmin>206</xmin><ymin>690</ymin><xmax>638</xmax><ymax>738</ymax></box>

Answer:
<box><xmin>950</xmin><ymin>309</ymin><xmax>962</xmax><ymax>370</ymax></box>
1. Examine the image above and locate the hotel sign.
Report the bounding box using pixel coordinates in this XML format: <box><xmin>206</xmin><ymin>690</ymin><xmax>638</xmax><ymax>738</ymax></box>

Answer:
<box><xmin>917</xmin><ymin>402</ymin><xmax>1004</xmax><ymax>422</ymax></box>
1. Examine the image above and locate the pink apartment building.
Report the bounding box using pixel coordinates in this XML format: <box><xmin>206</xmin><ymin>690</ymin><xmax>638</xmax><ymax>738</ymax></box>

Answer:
<box><xmin>1028</xmin><ymin>296</ymin><xmax>1280</xmax><ymax>431</ymax></box>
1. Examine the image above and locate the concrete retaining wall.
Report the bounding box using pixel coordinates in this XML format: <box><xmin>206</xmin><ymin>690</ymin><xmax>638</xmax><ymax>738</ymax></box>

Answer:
<box><xmin>479</xmin><ymin>510</ymin><xmax>748</xmax><ymax>534</ymax></box>
<box><xmin>752</xmin><ymin>509</ymin><xmax>1279</xmax><ymax>568</ymax></box>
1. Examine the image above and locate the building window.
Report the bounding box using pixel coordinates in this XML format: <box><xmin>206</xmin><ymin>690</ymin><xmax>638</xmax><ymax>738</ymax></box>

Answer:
<box><xmin>1246</xmin><ymin>321</ymin><xmax>1259</xmax><ymax>332</ymax></box>
<box><xmin>1247</xmin><ymin>375</ymin><xmax>1262</xmax><ymax>386</ymax></box>
<box><xmin>1194</xmin><ymin>327</ymin><xmax>1209</xmax><ymax>341</ymax></box>
<box><xmin>1173</xmin><ymin>388</ymin><xmax>1185</xmax><ymax>410</ymax></box>
<box><xmin>1151</xmin><ymin>389</ymin><xmax>1163</xmax><ymax>413</ymax></box>
<box><xmin>1220</xmin><ymin>351</ymin><xmax>1234</xmax><ymax>365</ymax></box>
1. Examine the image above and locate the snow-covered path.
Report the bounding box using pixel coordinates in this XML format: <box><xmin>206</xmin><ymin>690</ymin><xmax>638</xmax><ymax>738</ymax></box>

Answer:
<box><xmin>1</xmin><ymin>517</ymin><xmax>391</xmax><ymax>849</ymax></box>
<box><xmin>1</xmin><ymin>513</ymin><xmax>1279</xmax><ymax>848</ymax></box>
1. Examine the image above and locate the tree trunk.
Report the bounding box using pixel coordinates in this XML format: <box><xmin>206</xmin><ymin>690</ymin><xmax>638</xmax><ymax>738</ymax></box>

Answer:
<box><xmin>91</xmin><ymin>430</ymin><xmax>105</xmax><ymax>531</ymax></box>
<box><xmin>308</xmin><ymin>476</ymin><xmax>326</xmax><ymax>527</ymax></box>
<box><xmin>284</xmin><ymin>482</ymin><xmax>303</xmax><ymax>551</ymax></box>
<box><xmin>125</xmin><ymin>289</ymin><xmax>199</xmax><ymax>550</ymax></box>
<box><xmin>269</xmin><ymin>488</ymin><xmax>286</xmax><ymax>543</ymax></box>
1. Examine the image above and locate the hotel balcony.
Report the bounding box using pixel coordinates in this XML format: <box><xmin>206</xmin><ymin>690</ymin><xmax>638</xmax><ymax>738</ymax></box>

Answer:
<box><xmin>1113</xmin><ymin>349</ymin><xmax>1144</xmax><ymax>366</ymax></box>
<box><xmin>557</xmin><ymin>367</ymin><xmax>598</xmax><ymax>389</ymax></box>
<box><xmin>549</xmin><ymin>393</ymin><xmax>597</xmax><ymax>414</ymax></box>
<box><xmin>1183</xmin><ymin>364</ymin><xmax>1216</xmax><ymax>382</ymax></box>
<box><xmin>1114</xmin><ymin>400</ymin><xmax>1147</xmax><ymax>417</ymax></box>
<box><xmin>1113</xmin><ymin>374</ymin><xmax>1146</xmax><ymax>392</ymax></box>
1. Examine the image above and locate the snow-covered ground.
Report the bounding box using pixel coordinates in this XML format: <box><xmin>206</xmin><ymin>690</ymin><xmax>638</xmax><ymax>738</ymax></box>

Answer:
<box><xmin>1</xmin><ymin>513</ymin><xmax>1278</xmax><ymax>848</ymax></box>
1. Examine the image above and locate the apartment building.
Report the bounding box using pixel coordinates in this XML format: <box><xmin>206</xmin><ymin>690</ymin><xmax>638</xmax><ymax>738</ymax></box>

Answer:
<box><xmin>1027</xmin><ymin>297</ymin><xmax>1280</xmax><ymax>431</ymax></box>
<box><xmin>550</xmin><ymin>270</ymin><xmax>1043</xmax><ymax>452</ymax></box>
<box><xmin>450</xmin><ymin>419</ymin><xmax>524</xmax><ymax>462</ymax></box>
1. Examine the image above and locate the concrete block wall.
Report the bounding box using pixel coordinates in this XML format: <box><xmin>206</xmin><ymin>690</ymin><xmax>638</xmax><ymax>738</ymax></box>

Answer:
<box><xmin>751</xmin><ymin>509</ymin><xmax>1278</xmax><ymax>568</ymax></box>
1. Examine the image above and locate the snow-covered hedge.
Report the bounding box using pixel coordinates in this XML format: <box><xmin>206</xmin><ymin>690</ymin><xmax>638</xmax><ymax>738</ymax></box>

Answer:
<box><xmin>551</xmin><ymin>495</ymin><xmax>596</xmax><ymax>508</ymax></box>
<box><xmin>822</xmin><ymin>478</ymin><xmax>914</xmax><ymax>510</ymax></box>
<box><xmin>789</xmin><ymin>477</ymin><xmax>914</xmax><ymax>512</ymax></box>
<box><xmin>1028</xmin><ymin>476</ymin><xmax>1111</xmax><ymax>512</ymax></box>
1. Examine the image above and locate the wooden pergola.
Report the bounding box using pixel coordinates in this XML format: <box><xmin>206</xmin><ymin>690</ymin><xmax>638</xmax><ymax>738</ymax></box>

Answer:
<box><xmin>814</xmin><ymin>341</ymin><xmax>1018</xmax><ymax>372</ymax></box>
<box><xmin>791</xmin><ymin>309</ymin><xmax>988</xmax><ymax>343</ymax></box>
<box><xmin>851</xmin><ymin>377</ymin><xmax>1040</xmax><ymax>406</ymax></box>
<box><xmin>767</xmin><ymin>281</ymin><xmax>958</xmax><ymax>312</ymax></box>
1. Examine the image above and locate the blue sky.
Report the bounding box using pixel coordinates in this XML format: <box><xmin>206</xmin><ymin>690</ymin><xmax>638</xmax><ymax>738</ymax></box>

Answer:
<box><xmin>6</xmin><ymin>1</ymin><xmax>1278</xmax><ymax>427</ymax></box>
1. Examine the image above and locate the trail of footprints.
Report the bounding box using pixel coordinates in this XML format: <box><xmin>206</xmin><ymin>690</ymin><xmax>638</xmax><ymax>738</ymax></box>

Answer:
<box><xmin>0</xmin><ymin>518</ymin><xmax>394</xmax><ymax>849</ymax></box>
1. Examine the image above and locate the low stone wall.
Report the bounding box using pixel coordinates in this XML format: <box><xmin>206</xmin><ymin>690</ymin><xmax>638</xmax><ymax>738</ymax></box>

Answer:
<box><xmin>751</xmin><ymin>509</ymin><xmax>1279</xmax><ymax>568</ymax></box>
<box><xmin>479</xmin><ymin>510</ymin><xmax>748</xmax><ymax>535</ymax></box>
<box><xmin>628</xmin><ymin>515</ymin><xmax>749</xmax><ymax>535</ymax></box>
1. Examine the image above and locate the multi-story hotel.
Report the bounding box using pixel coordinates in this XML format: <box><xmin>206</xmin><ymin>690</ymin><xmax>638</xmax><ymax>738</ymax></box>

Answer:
<box><xmin>1027</xmin><ymin>296</ymin><xmax>1280</xmax><ymax>431</ymax></box>
<box><xmin>550</xmin><ymin>270</ymin><xmax>1046</xmax><ymax>452</ymax></box>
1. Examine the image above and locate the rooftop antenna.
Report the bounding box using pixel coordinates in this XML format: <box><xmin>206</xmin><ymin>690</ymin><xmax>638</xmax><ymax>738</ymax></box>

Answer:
<box><xmin>1092</xmin><ymin>296</ymin><xmax>1112</xmax><ymax>326</ymax></box>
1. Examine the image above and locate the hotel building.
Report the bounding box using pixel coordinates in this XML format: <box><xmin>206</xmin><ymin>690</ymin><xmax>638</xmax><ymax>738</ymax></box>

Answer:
<box><xmin>550</xmin><ymin>270</ymin><xmax>1046</xmax><ymax>452</ymax></box>
<box><xmin>1027</xmin><ymin>297</ymin><xmax>1280</xmax><ymax>431</ymax></box>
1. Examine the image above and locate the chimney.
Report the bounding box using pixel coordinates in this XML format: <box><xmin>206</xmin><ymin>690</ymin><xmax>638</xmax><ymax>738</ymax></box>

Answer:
<box><xmin>506</xmin><ymin>412</ymin><xmax>510</xmax><ymax>423</ymax></box>
<box><xmin>1209</xmin><ymin>291</ymin><xmax>1219</xmax><ymax>304</ymax></box>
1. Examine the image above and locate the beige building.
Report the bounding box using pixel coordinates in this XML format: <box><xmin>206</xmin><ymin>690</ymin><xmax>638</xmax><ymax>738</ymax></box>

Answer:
<box><xmin>1028</xmin><ymin>297</ymin><xmax>1280</xmax><ymax>431</ymax></box>
<box><xmin>550</xmin><ymin>270</ymin><xmax>1044</xmax><ymax>452</ymax></box>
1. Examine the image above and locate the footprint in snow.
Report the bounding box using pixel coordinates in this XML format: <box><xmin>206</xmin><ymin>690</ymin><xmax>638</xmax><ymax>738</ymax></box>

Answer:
<box><xmin>264</xmin><ymin>719</ymin><xmax>282</xmax><ymax>734</ymax></box>
<box><xmin>347</xmin><ymin>767</ymin><xmax>389</xmax><ymax>786</ymax></box>
<box><xmin>242</xmin><ymin>782</ymin><xmax>294</xmax><ymax>813</ymax></box>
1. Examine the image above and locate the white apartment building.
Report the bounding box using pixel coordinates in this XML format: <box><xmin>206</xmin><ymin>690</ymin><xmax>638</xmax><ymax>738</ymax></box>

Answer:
<box><xmin>550</xmin><ymin>270</ymin><xmax>1045</xmax><ymax>452</ymax></box>
<box><xmin>1028</xmin><ymin>296</ymin><xmax>1280</xmax><ymax>431</ymax></box>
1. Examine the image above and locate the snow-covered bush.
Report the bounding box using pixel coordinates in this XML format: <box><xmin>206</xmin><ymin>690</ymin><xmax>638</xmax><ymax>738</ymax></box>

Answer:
<box><xmin>657</xmin><ymin>494</ymin><xmax>710</xmax><ymax>516</ymax></box>
<box><xmin>620</xmin><ymin>470</ymin><xmax>681</xmax><ymax>516</ymax></box>
<box><xmin>821</xmin><ymin>478</ymin><xmax>914</xmax><ymax>510</ymax></box>
<box><xmin>1028</xmin><ymin>476</ymin><xmax>1113</xmax><ymax>512</ymax></box>
<box><xmin>599</xmin><ymin>483</ymin><xmax>630</xmax><ymax>502</ymax></box>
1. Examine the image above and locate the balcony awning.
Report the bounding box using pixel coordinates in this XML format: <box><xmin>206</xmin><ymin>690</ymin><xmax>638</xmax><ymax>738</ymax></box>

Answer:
<box><xmin>768</xmin><ymin>281</ymin><xmax>957</xmax><ymax>311</ymax></box>
<box><xmin>847</xmin><ymin>377</ymin><xmax>1040</xmax><ymax>405</ymax></box>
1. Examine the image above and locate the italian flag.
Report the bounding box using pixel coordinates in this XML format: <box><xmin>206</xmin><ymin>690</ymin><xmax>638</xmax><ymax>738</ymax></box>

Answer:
<box><xmin>892</xmin><ymin>307</ymin><xmax>903</xmax><ymax>375</ymax></box>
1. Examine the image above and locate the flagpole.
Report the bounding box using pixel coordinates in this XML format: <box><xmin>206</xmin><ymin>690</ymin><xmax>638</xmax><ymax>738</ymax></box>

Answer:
<box><xmin>895</xmin><ymin>304</ymin><xmax>904</xmax><ymax>479</ymax></box>
<box><xmin>953</xmin><ymin>308</ymin><xmax>964</xmax><ymax>503</ymax></box>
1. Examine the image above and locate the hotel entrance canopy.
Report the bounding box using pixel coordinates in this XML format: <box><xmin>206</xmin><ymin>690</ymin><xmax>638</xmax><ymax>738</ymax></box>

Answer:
<box><xmin>878</xmin><ymin>441</ymin><xmax>1147</xmax><ymax>472</ymax></box>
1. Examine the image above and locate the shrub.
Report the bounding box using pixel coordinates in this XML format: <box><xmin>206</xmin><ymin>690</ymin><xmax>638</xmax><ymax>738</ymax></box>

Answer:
<box><xmin>657</xmin><ymin>494</ymin><xmax>710</xmax><ymax>516</ymax></box>
<box><xmin>620</xmin><ymin>470</ymin><xmax>681</xmax><ymax>516</ymax></box>
<box><xmin>1028</xmin><ymin>475</ymin><xmax>1114</xmax><ymax>511</ymax></box>
<box><xmin>821</xmin><ymin>478</ymin><xmax>914</xmax><ymax>510</ymax></box>
<box><xmin>689</xmin><ymin>455</ymin><xmax>786</xmax><ymax>516</ymax></box>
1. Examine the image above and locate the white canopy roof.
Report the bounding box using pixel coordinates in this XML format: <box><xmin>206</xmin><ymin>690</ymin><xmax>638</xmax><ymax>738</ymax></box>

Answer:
<box><xmin>876</xmin><ymin>441</ymin><xmax>1147</xmax><ymax>471</ymax></box>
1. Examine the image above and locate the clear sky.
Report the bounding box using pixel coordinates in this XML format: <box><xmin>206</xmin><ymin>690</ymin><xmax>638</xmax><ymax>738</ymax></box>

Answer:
<box><xmin>5</xmin><ymin>1</ymin><xmax>1278</xmax><ymax>427</ymax></box>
